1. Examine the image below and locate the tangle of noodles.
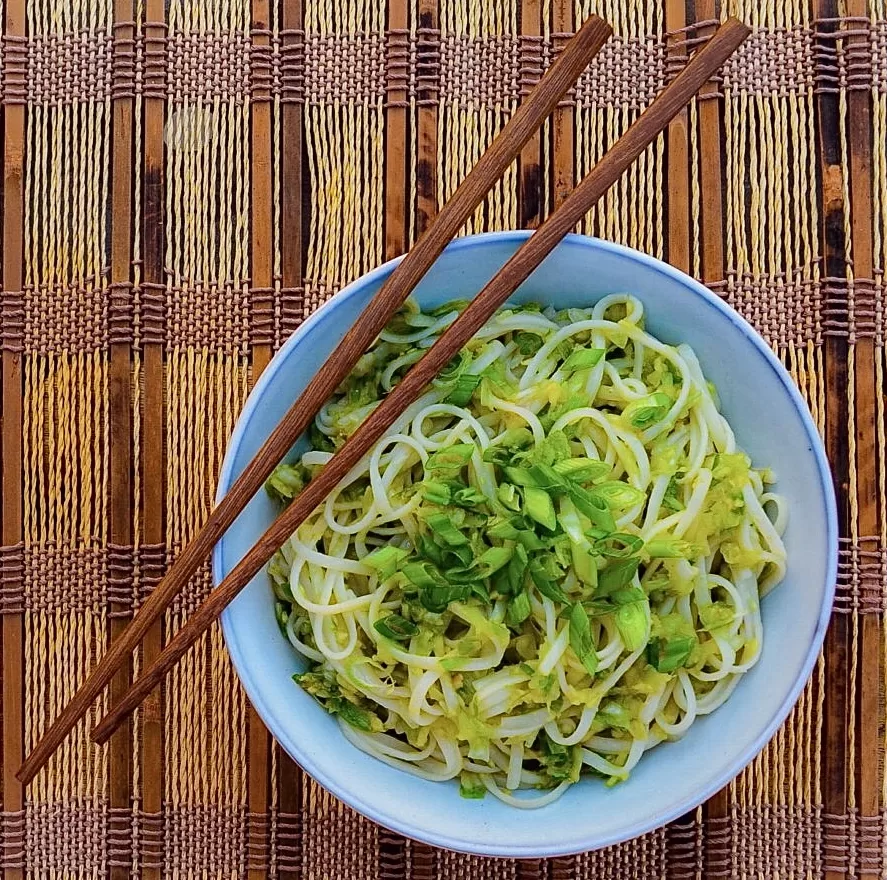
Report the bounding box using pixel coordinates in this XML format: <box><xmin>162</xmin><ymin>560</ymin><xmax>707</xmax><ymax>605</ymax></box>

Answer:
<box><xmin>264</xmin><ymin>295</ymin><xmax>787</xmax><ymax>807</ymax></box>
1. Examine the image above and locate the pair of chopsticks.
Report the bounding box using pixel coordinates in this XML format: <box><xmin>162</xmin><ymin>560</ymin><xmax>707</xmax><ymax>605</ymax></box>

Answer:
<box><xmin>18</xmin><ymin>15</ymin><xmax>749</xmax><ymax>785</ymax></box>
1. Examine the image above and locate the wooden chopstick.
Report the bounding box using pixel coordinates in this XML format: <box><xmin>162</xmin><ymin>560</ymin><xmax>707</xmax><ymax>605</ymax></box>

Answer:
<box><xmin>90</xmin><ymin>17</ymin><xmax>750</xmax><ymax>748</ymax></box>
<box><xmin>16</xmin><ymin>15</ymin><xmax>611</xmax><ymax>787</ymax></box>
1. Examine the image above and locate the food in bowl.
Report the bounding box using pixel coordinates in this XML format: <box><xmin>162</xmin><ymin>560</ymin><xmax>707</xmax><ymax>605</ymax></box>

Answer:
<box><xmin>263</xmin><ymin>292</ymin><xmax>787</xmax><ymax>807</ymax></box>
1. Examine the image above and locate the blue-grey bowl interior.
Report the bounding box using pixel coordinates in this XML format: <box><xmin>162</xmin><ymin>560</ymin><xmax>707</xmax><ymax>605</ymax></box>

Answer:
<box><xmin>214</xmin><ymin>232</ymin><xmax>837</xmax><ymax>858</ymax></box>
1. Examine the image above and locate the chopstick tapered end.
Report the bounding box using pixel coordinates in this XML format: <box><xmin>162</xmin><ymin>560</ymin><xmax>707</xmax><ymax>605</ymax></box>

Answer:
<box><xmin>91</xmin><ymin>722</ymin><xmax>112</xmax><ymax>746</ymax></box>
<box><xmin>92</xmin><ymin>705</ymin><xmax>124</xmax><ymax>745</ymax></box>
<box><xmin>17</xmin><ymin>747</ymin><xmax>45</xmax><ymax>786</ymax></box>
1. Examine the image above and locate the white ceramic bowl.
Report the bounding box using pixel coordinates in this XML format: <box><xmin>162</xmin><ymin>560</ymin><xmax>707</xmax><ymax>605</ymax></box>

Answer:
<box><xmin>214</xmin><ymin>232</ymin><xmax>837</xmax><ymax>857</ymax></box>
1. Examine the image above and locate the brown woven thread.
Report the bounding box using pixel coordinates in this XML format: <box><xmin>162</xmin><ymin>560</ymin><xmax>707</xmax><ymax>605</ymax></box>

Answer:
<box><xmin>814</xmin><ymin>17</ymin><xmax>848</xmax><ymax>96</ymax></box>
<box><xmin>142</xmin><ymin>20</ymin><xmax>168</xmax><ymax>100</ymax></box>
<box><xmin>823</xmin><ymin>810</ymin><xmax>857</xmax><ymax>874</ymax></box>
<box><xmin>518</xmin><ymin>34</ymin><xmax>544</xmax><ymax>98</ymax></box>
<box><xmin>706</xmin><ymin>813</ymin><xmax>733</xmax><ymax>878</ymax></box>
<box><xmin>822</xmin><ymin>275</ymin><xmax>884</xmax><ymax>344</ymax></box>
<box><xmin>385</xmin><ymin>28</ymin><xmax>410</xmax><ymax>108</ymax></box>
<box><xmin>842</xmin><ymin>15</ymin><xmax>876</xmax><ymax>69</ymax></box>
<box><xmin>249</xmin><ymin>286</ymin><xmax>276</xmax><ymax>348</ymax></box>
<box><xmin>22</xmin><ymin>275</ymin><xmax>108</xmax><ymax>354</ymax></box>
<box><xmin>280</xmin><ymin>28</ymin><xmax>306</xmax><ymax>104</ymax></box>
<box><xmin>164</xmin><ymin>805</ymin><xmax>246</xmax><ymax>874</ymax></box>
<box><xmin>5</xmin><ymin>804</ymin><xmax>751</xmax><ymax>875</ymax></box>
<box><xmin>107</xmin><ymin>542</ymin><xmax>136</xmax><ymax>618</ymax></box>
<box><xmin>814</xmin><ymin>17</ymin><xmax>882</xmax><ymax>95</ymax></box>
<box><xmin>107</xmin><ymin>806</ymin><xmax>134</xmax><ymax>869</ymax></box>
<box><xmin>665</xmin><ymin>816</ymin><xmax>704</xmax><ymax>879</ymax></box>
<box><xmin>245</xmin><ymin>810</ymin><xmax>271</xmax><ymax>871</ymax></box>
<box><xmin>664</xmin><ymin>21</ymin><xmax>720</xmax><ymax>88</ymax></box>
<box><xmin>26</xmin><ymin>32</ymin><xmax>114</xmax><ymax>105</ymax></box>
<box><xmin>576</xmin><ymin>35</ymin><xmax>666</xmax><ymax>111</ymax></box>
<box><xmin>250</xmin><ymin>27</ymin><xmax>276</xmax><ymax>102</ymax></box>
<box><xmin>859</xmin><ymin>813</ymin><xmax>885</xmax><ymax>874</ymax></box>
<box><xmin>136</xmin><ymin>542</ymin><xmax>167</xmax><ymax>606</ymax></box>
<box><xmin>15</xmin><ymin>28</ymin><xmax>815</xmax><ymax>110</ymax></box>
<box><xmin>415</xmin><ymin>27</ymin><xmax>440</xmax><ymax>106</ymax></box>
<box><xmin>669</xmin><ymin>19</ymin><xmax>720</xmax><ymax>52</ymax></box>
<box><xmin>0</xmin><ymin>288</ymin><xmax>25</xmax><ymax>353</ymax></box>
<box><xmin>300</xmin><ymin>280</ymin><xmax>339</xmax><ymax>322</ymax></box>
<box><xmin>406</xmin><ymin>841</ymin><xmax>435</xmax><ymax>879</ymax></box>
<box><xmin>276</xmin><ymin>810</ymin><xmax>302</xmax><ymax>874</ymax></box>
<box><xmin>708</xmin><ymin>804</ymin><xmax>822</xmax><ymax>877</ymax></box>
<box><xmin>166</xmin><ymin>554</ymin><xmax>215</xmax><ymax>617</ymax></box>
<box><xmin>22</xmin><ymin>544</ymin><xmax>107</xmax><ymax>613</ymax></box>
<box><xmin>549</xmin><ymin>32</ymin><xmax>574</xmax><ymax>109</ymax></box>
<box><xmin>21</xmin><ymin>802</ymin><xmax>108</xmax><ymax>872</ymax></box>
<box><xmin>788</xmin><ymin>804</ymin><xmax>821</xmax><ymax>876</ymax></box>
<box><xmin>164</xmin><ymin>280</ymin><xmax>249</xmax><ymax>354</ymax></box>
<box><xmin>136</xmin><ymin>810</ymin><xmax>164</xmax><ymax>871</ymax></box>
<box><xmin>108</xmin><ymin>281</ymin><xmax>135</xmax><ymax>347</ymax></box>
<box><xmin>438</xmin><ymin>34</ymin><xmax>520</xmax><ymax>107</ymax></box>
<box><xmin>0</xmin><ymin>544</ymin><xmax>24</xmax><ymax>614</ymax></box>
<box><xmin>164</xmin><ymin>32</ymin><xmax>251</xmax><ymax>104</ymax></box>
<box><xmin>138</xmin><ymin>281</ymin><xmax>166</xmax><ymax>348</ymax></box>
<box><xmin>435</xmin><ymin>849</ymin><xmax>517</xmax><ymax>878</ymax></box>
<box><xmin>841</xmin><ymin>15</ymin><xmax>874</xmax><ymax>94</ymax></box>
<box><xmin>706</xmin><ymin>264</ymin><xmax>824</xmax><ymax>348</ymax></box>
<box><xmin>2</xmin><ymin>34</ymin><xmax>30</xmax><ymax>106</ymax></box>
<box><xmin>112</xmin><ymin>20</ymin><xmax>137</xmax><ymax>100</ymax></box>
<box><xmin>6</xmin><ymin>543</ymin><xmax>170</xmax><ymax>615</ymax></box>
<box><xmin>252</xmin><ymin>283</ymin><xmax>308</xmax><ymax>350</ymax></box>
<box><xmin>378</xmin><ymin>828</ymin><xmax>406</xmax><ymax>879</ymax></box>
<box><xmin>94</xmin><ymin>806</ymin><xmax>264</xmax><ymax>872</ymax></box>
<box><xmin>0</xmin><ymin>811</ymin><xmax>26</xmax><ymax>870</ymax></box>
<box><xmin>574</xmin><ymin>827</ymin><xmax>669</xmax><ymax>877</ymax></box>
<box><xmin>549</xmin><ymin>855</ymin><xmax>572</xmax><ymax>879</ymax></box>
<box><xmin>304</xmin><ymin>33</ymin><xmax>385</xmax><ymax>105</ymax></box>
<box><xmin>874</xmin><ymin>19</ymin><xmax>887</xmax><ymax>90</ymax></box>
<box><xmin>815</xmin><ymin>17</ymin><xmax>874</xmax><ymax>94</ymax></box>
<box><xmin>722</xmin><ymin>26</ymin><xmax>815</xmax><ymax>96</ymax></box>
<box><xmin>834</xmin><ymin>535</ymin><xmax>887</xmax><ymax>615</ymax></box>
<box><xmin>277</xmin><ymin>287</ymin><xmax>306</xmax><ymax>346</ymax></box>
<box><xmin>682</xmin><ymin>21</ymin><xmax>724</xmax><ymax>103</ymax></box>
<box><xmin>302</xmin><ymin>783</ymin><xmax>378</xmax><ymax>880</ymax></box>
<box><xmin>550</xmin><ymin>27</ymin><xmax>725</xmax><ymax>111</ymax></box>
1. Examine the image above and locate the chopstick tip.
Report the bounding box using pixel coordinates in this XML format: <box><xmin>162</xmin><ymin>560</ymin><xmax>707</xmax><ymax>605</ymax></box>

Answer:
<box><xmin>91</xmin><ymin>716</ymin><xmax>114</xmax><ymax>746</ymax></box>
<box><xmin>15</xmin><ymin>754</ymin><xmax>38</xmax><ymax>786</ymax></box>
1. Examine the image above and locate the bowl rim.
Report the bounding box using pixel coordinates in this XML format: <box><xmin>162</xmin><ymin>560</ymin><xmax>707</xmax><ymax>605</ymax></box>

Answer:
<box><xmin>215</xmin><ymin>230</ymin><xmax>838</xmax><ymax>857</ymax></box>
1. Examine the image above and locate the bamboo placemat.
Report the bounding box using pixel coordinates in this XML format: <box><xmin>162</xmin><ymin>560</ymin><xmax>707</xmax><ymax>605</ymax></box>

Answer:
<box><xmin>0</xmin><ymin>0</ymin><xmax>883</xmax><ymax>876</ymax></box>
